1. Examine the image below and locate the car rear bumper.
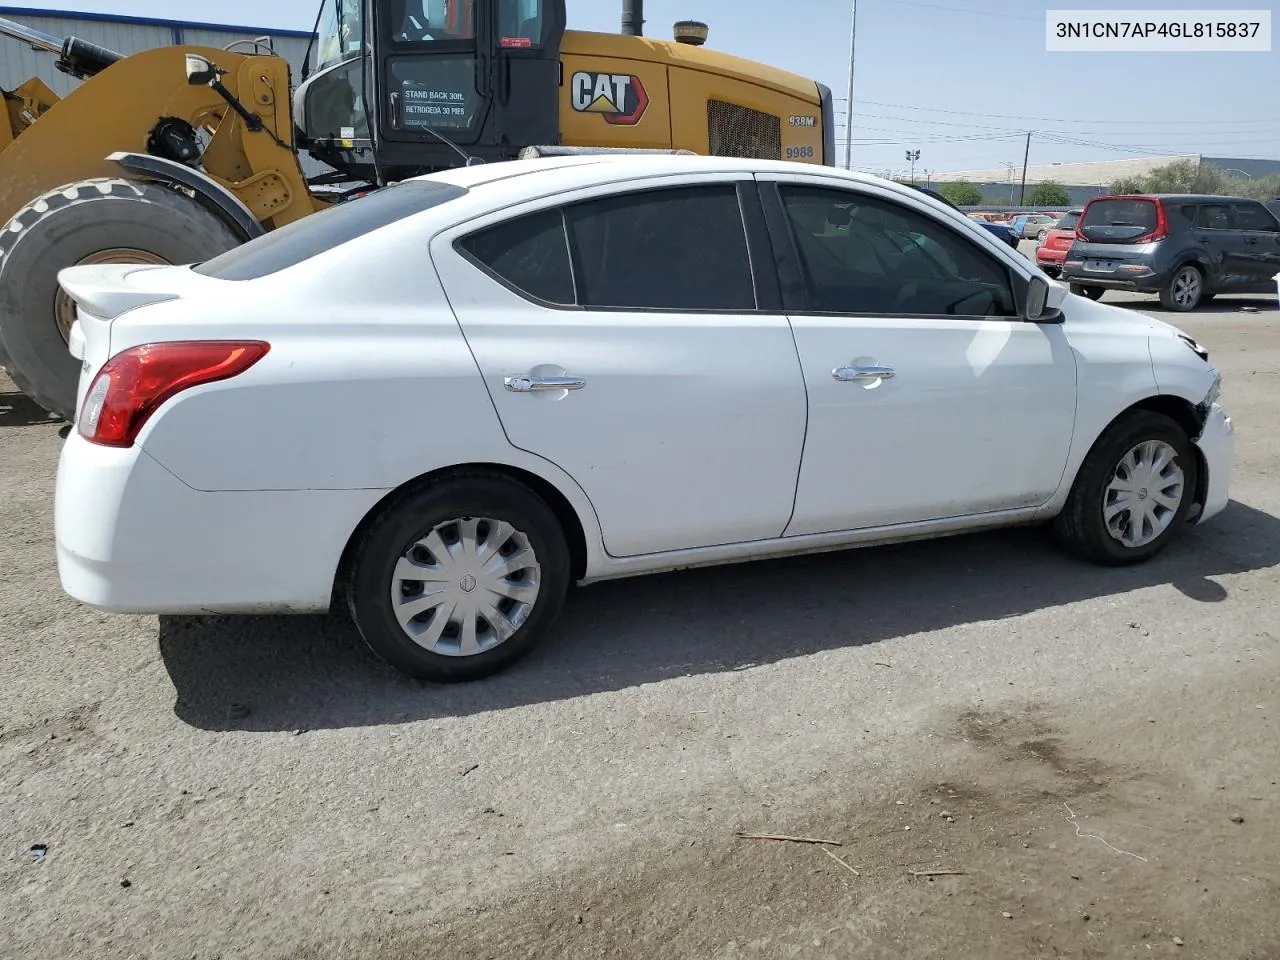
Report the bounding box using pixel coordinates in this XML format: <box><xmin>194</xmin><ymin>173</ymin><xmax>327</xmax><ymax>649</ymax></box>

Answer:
<box><xmin>55</xmin><ymin>433</ymin><xmax>383</xmax><ymax>614</ymax></box>
<box><xmin>1036</xmin><ymin>248</ymin><xmax>1068</xmax><ymax>266</ymax></box>
<box><xmin>1194</xmin><ymin>403</ymin><xmax>1234</xmax><ymax>525</ymax></box>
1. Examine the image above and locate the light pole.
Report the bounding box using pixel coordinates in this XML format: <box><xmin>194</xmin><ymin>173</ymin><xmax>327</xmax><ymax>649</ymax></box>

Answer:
<box><xmin>905</xmin><ymin>149</ymin><xmax>921</xmax><ymax>185</ymax></box>
<box><xmin>843</xmin><ymin>0</ymin><xmax>858</xmax><ymax>169</ymax></box>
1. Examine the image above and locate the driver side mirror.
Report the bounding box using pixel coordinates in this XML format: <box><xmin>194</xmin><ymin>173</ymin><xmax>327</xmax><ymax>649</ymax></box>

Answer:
<box><xmin>1018</xmin><ymin>273</ymin><xmax>1049</xmax><ymax>323</ymax></box>
<box><xmin>185</xmin><ymin>54</ymin><xmax>218</xmax><ymax>86</ymax></box>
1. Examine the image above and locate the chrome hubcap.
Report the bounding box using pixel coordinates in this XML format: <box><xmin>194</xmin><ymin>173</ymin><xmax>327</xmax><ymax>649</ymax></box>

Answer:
<box><xmin>1172</xmin><ymin>268</ymin><xmax>1201</xmax><ymax>308</ymax></box>
<box><xmin>390</xmin><ymin>517</ymin><xmax>541</xmax><ymax>657</ymax></box>
<box><xmin>1103</xmin><ymin>440</ymin><xmax>1185</xmax><ymax>548</ymax></box>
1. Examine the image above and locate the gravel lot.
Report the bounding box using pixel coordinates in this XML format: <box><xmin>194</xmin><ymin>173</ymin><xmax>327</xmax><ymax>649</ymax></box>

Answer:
<box><xmin>2</xmin><ymin>288</ymin><xmax>1278</xmax><ymax>959</ymax></box>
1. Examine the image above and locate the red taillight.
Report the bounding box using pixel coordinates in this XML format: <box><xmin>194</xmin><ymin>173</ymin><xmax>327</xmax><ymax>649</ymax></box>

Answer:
<box><xmin>79</xmin><ymin>340</ymin><xmax>270</xmax><ymax>448</ymax></box>
<box><xmin>1131</xmin><ymin>198</ymin><xmax>1168</xmax><ymax>244</ymax></box>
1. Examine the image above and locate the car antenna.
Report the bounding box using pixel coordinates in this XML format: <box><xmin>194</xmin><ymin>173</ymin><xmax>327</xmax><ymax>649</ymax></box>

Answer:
<box><xmin>421</xmin><ymin>125</ymin><xmax>484</xmax><ymax>167</ymax></box>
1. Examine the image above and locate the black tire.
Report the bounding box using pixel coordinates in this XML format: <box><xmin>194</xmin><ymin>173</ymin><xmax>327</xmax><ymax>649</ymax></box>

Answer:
<box><xmin>1041</xmin><ymin>266</ymin><xmax>1061</xmax><ymax>279</ymax></box>
<box><xmin>1037</xmin><ymin>229</ymin><xmax>1049</xmax><ymax>241</ymax></box>
<box><xmin>346</xmin><ymin>472</ymin><xmax>572</xmax><ymax>682</ymax></box>
<box><xmin>0</xmin><ymin>178</ymin><xmax>243</xmax><ymax>421</ymax></box>
<box><xmin>1054</xmin><ymin>410</ymin><xmax>1199</xmax><ymax>566</ymax></box>
<box><xmin>1069</xmin><ymin>283</ymin><xmax>1105</xmax><ymax>301</ymax></box>
<box><xmin>1158</xmin><ymin>263</ymin><xmax>1204</xmax><ymax>312</ymax></box>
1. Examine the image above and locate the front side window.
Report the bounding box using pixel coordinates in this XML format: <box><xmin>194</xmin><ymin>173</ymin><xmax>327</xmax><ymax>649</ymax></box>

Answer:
<box><xmin>565</xmin><ymin>186</ymin><xmax>757</xmax><ymax>311</ymax></box>
<box><xmin>1233</xmin><ymin>202</ymin><xmax>1280</xmax><ymax>232</ymax></box>
<box><xmin>498</xmin><ymin>0</ymin><xmax>545</xmax><ymax>46</ymax></box>
<box><xmin>779</xmin><ymin>186</ymin><xmax>1016</xmax><ymax>317</ymax></box>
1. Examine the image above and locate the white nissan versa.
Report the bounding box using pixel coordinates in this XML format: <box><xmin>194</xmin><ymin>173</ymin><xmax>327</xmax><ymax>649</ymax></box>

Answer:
<box><xmin>53</xmin><ymin>155</ymin><xmax>1234</xmax><ymax>682</ymax></box>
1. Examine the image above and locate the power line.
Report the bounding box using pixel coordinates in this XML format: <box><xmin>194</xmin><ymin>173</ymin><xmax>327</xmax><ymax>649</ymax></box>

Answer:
<box><xmin>831</xmin><ymin>98</ymin><xmax>1280</xmax><ymax>127</ymax></box>
<box><xmin>879</xmin><ymin>0</ymin><xmax>1041</xmax><ymax>20</ymax></box>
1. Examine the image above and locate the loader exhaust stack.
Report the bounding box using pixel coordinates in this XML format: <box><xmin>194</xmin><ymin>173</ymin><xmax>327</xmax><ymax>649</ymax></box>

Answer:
<box><xmin>621</xmin><ymin>0</ymin><xmax>643</xmax><ymax>36</ymax></box>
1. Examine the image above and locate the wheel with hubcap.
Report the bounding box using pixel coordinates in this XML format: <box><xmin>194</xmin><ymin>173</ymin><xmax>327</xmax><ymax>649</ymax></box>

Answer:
<box><xmin>1159</xmin><ymin>264</ymin><xmax>1204</xmax><ymax>312</ymax></box>
<box><xmin>1037</xmin><ymin>229</ymin><xmax>1049</xmax><ymax>241</ymax></box>
<box><xmin>1054</xmin><ymin>410</ymin><xmax>1199</xmax><ymax>566</ymax></box>
<box><xmin>346</xmin><ymin>472</ymin><xmax>571</xmax><ymax>682</ymax></box>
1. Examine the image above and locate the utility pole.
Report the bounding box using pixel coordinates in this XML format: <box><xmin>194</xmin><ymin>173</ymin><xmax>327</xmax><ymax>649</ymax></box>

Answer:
<box><xmin>906</xmin><ymin>149</ymin><xmax>920</xmax><ymax>185</ymax></box>
<box><xmin>1018</xmin><ymin>131</ymin><xmax>1032</xmax><ymax>205</ymax></box>
<box><xmin>843</xmin><ymin>0</ymin><xmax>857</xmax><ymax>169</ymax></box>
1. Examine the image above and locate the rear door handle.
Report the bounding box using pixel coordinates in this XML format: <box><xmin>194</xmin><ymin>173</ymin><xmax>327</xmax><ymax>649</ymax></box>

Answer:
<box><xmin>833</xmin><ymin>364</ymin><xmax>895</xmax><ymax>382</ymax></box>
<box><xmin>504</xmin><ymin>375</ymin><xmax>586</xmax><ymax>393</ymax></box>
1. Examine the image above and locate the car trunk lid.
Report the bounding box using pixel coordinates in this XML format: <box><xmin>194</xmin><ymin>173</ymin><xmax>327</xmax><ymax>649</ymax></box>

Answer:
<box><xmin>57</xmin><ymin>262</ymin><xmax>210</xmax><ymax>421</ymax></box>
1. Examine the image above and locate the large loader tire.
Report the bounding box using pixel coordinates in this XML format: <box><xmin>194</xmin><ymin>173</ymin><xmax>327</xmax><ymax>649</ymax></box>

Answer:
<box><xmin>0</xmin><ymin>178</ymin><xmax>243</xmax><ymax>421</ymax></box>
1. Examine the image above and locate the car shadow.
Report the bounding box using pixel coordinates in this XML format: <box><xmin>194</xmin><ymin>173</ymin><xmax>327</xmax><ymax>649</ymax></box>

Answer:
<box><xmin>0</xmin><ymin>390</ymin><xmax>62</xmax><ymax>428</ymax></box>
<box><xmin>157</xmin><ymin>499</ymin><xmax>1280</xmax><ymax>733</ymax></box>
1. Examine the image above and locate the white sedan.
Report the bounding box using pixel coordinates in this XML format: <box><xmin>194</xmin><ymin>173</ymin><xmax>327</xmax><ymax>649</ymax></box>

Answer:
<box><xmin>54</xmin><ymin>155</ymin><xmax>1234</xmax><ymax>682</ymax></box>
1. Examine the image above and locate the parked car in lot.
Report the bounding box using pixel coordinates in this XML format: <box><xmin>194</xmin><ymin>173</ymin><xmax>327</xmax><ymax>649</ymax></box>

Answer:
<box><xmin>1036</xmin><ymin>208</ymin><xmax>1083</xmax><ymax>278</ymax></box>
<box><xmin>1061</xmin><ymin>194</ymin><xmax>1280</xmax><ymax>310</ymax></box>
<box><xmin>1012</xmin><ymin>213</ymin><xmax>1058</xmax><ymax>241</ymax></box>
<box><xmin>54</xmin><ymin>156</ymin><xmax>1234</xmax><ymax>682</ymax></box>
<box><xmin>908</xmin><ymin>185</ymin><xmax>1019</xmax><ymax>247</ymax></box>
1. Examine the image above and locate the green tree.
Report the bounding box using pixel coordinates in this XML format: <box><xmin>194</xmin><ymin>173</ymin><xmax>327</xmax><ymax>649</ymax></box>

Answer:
<box><xmin>1027</xmin><ymin>180</ymin><xmax>1070</xmax><ymax>206</ymax></box>
<box><xmin>937</xmin><ymin>180</ymin><xmax>982</xmax><ymax>206</ymax></box>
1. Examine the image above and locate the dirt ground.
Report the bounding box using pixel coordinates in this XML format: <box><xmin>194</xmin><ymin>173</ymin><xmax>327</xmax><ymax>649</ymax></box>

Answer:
<box><xmin>2</xmin><ymin>292</ymin><xmax>1278</xmax><ymax>960</ymax></box>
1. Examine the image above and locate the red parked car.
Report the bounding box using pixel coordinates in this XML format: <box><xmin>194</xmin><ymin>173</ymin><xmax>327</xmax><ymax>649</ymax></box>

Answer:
<box><xmin>1035</xmin><ymin>208</ymin><xmax>1083</xmax><ymax>278</ymax></box>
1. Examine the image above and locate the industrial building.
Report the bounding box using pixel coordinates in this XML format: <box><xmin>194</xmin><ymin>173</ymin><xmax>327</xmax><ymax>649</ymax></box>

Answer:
<box><xmin>931</xmin><ymin>154</ymin><xmax>1280</xmax><ymax>206</ymax></box>
<box><xmin>0</xmin><ymin>5</ymin><xmax>327</xmax><ymax>174</ymax></box>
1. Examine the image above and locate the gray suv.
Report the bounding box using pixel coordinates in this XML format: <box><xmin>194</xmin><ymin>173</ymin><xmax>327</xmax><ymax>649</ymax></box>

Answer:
<box><xmin>1061</xmin><ymin>194</ymin><xmax>1280</xmax><ymax>311</ymax></box>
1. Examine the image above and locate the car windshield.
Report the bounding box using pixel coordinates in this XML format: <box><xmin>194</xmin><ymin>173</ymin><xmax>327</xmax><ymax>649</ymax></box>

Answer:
<box><xmin>315</xmin><ymin>0</ymin><xmax>366</xmax><ymax>71</ymax></box>
<box><xmin>1079</xmin><ymin>199</ymin><xmax>1157</xmax><ymax>242</ymax></box>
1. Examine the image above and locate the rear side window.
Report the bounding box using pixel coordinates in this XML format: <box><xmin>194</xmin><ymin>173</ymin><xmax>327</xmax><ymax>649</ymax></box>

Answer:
<box><xmin>1196</xmin><ymin>203</ymin><xmax>1232</xmax><ymax>230</ymax></box>
<box><xmin>565</xmin><ymin>186</ymin><xmax>757</xmax><ymax>311</ymax></box>
<box><xmin>194</xmin><ymin>180</ymin><xmax>468</xmax><ymax>281</ymax></box>
<box><xmin>458</xmin><ymin>209</ymin><xmax>575</xmax><ymax>304</ymax></box>
<box><xmin>1079</xmin><ymin>198</ymin><xmax>1157</xmax><ymax>242</ymax></box>
<box><xmin>1233</xmin><ymin>202</ymin><xmax>1280</xmax><ymax>232</ymax></box>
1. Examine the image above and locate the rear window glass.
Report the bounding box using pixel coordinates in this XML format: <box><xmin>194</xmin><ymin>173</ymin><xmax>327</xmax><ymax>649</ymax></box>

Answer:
<box><xmin>194</xmin><ymin>180</ymin><xmax>468</xmax><ymax>281</ymax></box>
<box><xmin>1079</xmin><ymin>198</ymin><xmax>1157</xmax><ymax>242</ymax></box>
<box><xmin>1055</xmin><ymin>211</ymin><xmax>1080</xmax><ymax>229</ymax></box>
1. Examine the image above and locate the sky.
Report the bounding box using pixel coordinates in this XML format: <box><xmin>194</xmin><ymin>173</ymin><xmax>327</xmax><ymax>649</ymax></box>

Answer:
<box><xmin>13</xmin><ymin>0</ymin><xmax>1280</xmax><ymax>177</ymax></box>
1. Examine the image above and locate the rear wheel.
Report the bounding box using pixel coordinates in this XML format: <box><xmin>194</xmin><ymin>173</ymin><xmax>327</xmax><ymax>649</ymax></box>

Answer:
<box><xmin>1158</xmin><ymin>263</ymin><xmax>1204</xmax><ymax>312</ymax></box>
<box><xmin>346</xmin><ymin>472</ymin><xmax>572</xmax><ymax>682</ymax></box>
<box><xmin>1037</xmin><ymin>229</ymin><xmax>1049</xmax><ymax>241</ymax></box>
<box><xmin>1069</xmin><ymin>283</ymin><xmax>1105</xmax><ymax>301</ymax></box>
<box><xmin>1054</xmin><ymin>410</ymin><xmax>1198</xmax><ymax>566</ymax></box>
<box><xmin>0</xmin><ymin>178</ymin><xmax>243</xmax><ymax>421</ymax></box>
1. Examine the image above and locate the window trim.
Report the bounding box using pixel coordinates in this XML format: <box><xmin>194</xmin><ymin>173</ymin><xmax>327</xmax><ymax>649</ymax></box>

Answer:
<box><xmin>452</xmin><ymin>178</ymin><xmax>770</xmax><ymax>315</ymax></box>
<box><xmin>758</xmin><ymin>179</ymin><xmax>1026</xmax><ymax>322</ymax></box>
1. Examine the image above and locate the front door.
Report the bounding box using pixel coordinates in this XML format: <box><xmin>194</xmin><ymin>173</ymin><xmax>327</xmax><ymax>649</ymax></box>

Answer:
<box><xmin>1231</xmin><ymin>201</ymin><xmax>1280</xmax><ymax>292</ymax></box>
<box><xmin>759</xmin><ymin>178</ymin><xmax>1077</xmax><ymax>536</ymax></box>
<box><xmin>432</xmin><ymin>178</ymin><xmax>808</xmax><ymax>557</ymax></box>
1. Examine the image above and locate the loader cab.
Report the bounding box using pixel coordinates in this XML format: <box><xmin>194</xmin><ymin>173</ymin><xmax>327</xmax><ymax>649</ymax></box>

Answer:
<box><xmin>296</xmin><ymin>0</ymin><xmax>565</xmax><ymax>182</ymax></box>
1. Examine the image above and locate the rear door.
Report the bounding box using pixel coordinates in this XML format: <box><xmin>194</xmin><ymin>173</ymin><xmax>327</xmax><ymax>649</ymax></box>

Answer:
<box><xmin>432</xmin><ymin>176</ymin><xmax>808</xmax><ymax>557</ymax></box>
<box><xmin>1231</xmin><ymin>201</ymin><xmax>1280</xmax><ymax>290</ymax></box>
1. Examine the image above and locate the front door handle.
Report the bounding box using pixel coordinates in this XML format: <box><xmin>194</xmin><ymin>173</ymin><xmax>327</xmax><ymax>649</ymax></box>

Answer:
<box><xmin>833</xmin><ymin>364</ymin><xmax>896</xmax><ymax>383</ymax></box>
<box><xmin>504</xmin><ymin>374</ymin><xmax>587</xmax><ymax>393</ymax></box>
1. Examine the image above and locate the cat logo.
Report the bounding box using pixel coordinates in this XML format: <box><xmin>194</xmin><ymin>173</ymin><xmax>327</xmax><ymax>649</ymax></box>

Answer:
<box><xmin>569</xmin><ymin>71</ymin><xmax>649</xmax><ymax>126</ymax></box>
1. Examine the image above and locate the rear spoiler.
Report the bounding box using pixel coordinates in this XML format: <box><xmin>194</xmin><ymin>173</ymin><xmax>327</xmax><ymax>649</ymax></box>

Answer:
<box><xmin>56</xmin><ymin>263</ymin><xmax>178</xmax><ymax>320</ymax></box>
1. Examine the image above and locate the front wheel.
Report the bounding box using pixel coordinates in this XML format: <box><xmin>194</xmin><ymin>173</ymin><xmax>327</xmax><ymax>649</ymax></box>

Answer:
<box><xmin>1159</xmin><ymin>264</ymin><xmax>1204</xmax><ymax>312</ymax></box>
<box><xmin>1069</xmin><ymin>283</ymin><xmax>1105</xmax><ymax>301</ymax></box>
<box><xmin>346</xmin><ymin>472</ymin><xmax>572</xmax><ymax>682</ymax></box>
<box><xmin>1054</xmin><ymin>410</ymin><xmax>1199</xmax><ymax>566</ymax></box>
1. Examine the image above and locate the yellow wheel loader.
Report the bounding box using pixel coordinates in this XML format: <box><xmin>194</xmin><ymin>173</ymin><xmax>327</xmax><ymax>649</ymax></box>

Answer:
<box><xmin>0</xmin><ymin>0</ymin><xmax>835</xmax><ymax>420</ymax></box>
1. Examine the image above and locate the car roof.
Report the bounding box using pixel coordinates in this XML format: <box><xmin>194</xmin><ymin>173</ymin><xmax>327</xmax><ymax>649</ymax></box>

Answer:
<box><xmin>412</xmin><ymin>153</ymin><xmax>931</xmax><ymax>198</ymax></box>
<box><xmin>1092</xmin><ymin>193</ymin><xmax>1257</xmax><ymax>203</ymax></box>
